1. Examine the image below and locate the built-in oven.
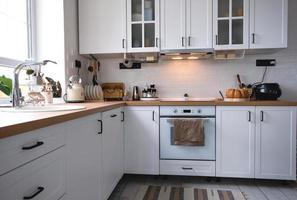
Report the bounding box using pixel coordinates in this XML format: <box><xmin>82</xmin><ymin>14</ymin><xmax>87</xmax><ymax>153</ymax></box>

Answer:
<box><xmin>160</xmin><ymin>106</ymin><xmax>216</xmax><ymax>161</ymax></box>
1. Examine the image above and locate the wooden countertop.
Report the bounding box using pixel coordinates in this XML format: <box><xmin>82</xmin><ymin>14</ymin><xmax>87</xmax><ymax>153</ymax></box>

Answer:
<box><xmin>125</xmin><ymin>99</ymin><xmax>297</xmax><ymax>106</ymax></box>
<box><xmin>1</xmin><ymin>99</ymin><xmax>297</xmax><ymax>139</ymax></box>
<box><xmin>0</xmin><ymin>102</ymin><xmax>125</xmax><ymax>139</ymax></box>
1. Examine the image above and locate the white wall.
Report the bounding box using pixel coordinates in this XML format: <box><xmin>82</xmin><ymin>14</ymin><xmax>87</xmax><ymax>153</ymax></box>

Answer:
<box><xmin>34</xmin><ymin>0</ymin><xmax>66</xmax><ymax>92</ymax></box>
<box><xmin>64</xmin><ymin>0</ymin><xmax>88</xmax><ymax>85</ymax></box>
<box><xmin>97</xmin><ymin>0</ymin><xmax>297</xmax><ymax>100</ymax></box>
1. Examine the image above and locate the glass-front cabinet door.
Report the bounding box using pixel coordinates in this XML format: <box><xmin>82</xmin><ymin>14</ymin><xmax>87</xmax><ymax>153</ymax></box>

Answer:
<box><xmin>213</xmin><ymin>0</ymin><xmax>249</xmax><ymax>50</ymax></box>
<box><xmin>127</xmin><ymin>0</ymin><xmax>160</xmax><ymax>52</ymax></box>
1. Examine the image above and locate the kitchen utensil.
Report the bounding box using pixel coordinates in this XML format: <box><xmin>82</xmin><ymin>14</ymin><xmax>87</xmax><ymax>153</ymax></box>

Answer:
<box><xmin>236</xmin><ymin>74</ymin><xmax>245</xmax><ymax>88</ymax></box>
<box><xmin>64</xmin><ymin>75</ymin><xmax>85</xmax><ymax>103</ymax></box>
<box><xmin>219</xmin><ymin>91</ymin><xmax>224</xmax><ymax>100</ymax></box>
<box><xmin>132</xmin><ymin>86</ymin><xmax>140</xmax><ymax>101</ymax></box>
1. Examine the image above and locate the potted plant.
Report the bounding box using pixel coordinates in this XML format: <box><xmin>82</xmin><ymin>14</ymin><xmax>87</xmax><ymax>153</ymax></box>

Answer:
<box><xmin>0</xmin><ymin>75</ymin><xmax>12</xmax><ymax>97</ymax></box>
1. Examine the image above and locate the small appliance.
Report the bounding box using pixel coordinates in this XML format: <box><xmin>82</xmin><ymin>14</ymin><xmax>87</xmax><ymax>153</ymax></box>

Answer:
<box><xmin>64</xmin><ymin>75</ymin><xmax>85</xmax><ymax>103</ymax></box>
<box><xmin>252</xmin><ymin>83</ymin><xmax>282</xmax><ymax>100</ymax></box>
<box><xmin>132</xmin><ymin>86</ymin><xmax>140</xmax><ymax>100</ymax></box>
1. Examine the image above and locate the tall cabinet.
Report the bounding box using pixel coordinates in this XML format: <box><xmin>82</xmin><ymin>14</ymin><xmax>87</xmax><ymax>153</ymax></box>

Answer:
<box><xmin>127</xmin><ymin>0</ymin><xmax>160</xmax><ymax>52</ymax></box>
<box><xmin>213</xmin><ymin>0</ymin><xmax>249</xmax><ymax>50</ymax></box>
<box><xmin>161</xmin><ymin>0</ymin><xmax>212</xmax><ymax>51</ymax></box>
<box><xmin>250</xmin><ymin>0</ymin><xmax>288</xmax><ymax>49</ymax></box>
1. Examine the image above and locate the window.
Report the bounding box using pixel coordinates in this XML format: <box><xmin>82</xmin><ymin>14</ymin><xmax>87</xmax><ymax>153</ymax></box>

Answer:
<box><xmin>0</xmin><ymin>0</ymin><xmax>33</xmax><ymax>65</ymax></box>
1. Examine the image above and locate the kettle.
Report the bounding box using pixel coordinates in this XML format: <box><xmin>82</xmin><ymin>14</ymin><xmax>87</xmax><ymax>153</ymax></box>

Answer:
<box><xmin>64</xmin><ymin>75</ymin><xmax>85</xmax><ymax>103</ymax></box>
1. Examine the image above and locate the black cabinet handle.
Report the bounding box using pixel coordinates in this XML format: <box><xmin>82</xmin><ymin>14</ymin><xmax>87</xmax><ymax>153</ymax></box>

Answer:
<box><xmin>122</xmin><ymin>38</ymin><xmax>125</xmax><ymax>49</ymax></box>
<box><xmin>22</xmin><ymin>141</ymin><xmax>44</xmax><ymax>150</ymax></box>
<box><xmin>188</xmin><ymin>36</ymin><xmax>191</xmax><ymax>46</ymax></box>
<box><xmin>216</xmin><ymin>35</ymin><xmax>218</xmax><ymax>45</ymax></box>
<box><xmin>155</xmin><ymin>38</ymin><xmax>159</xmax><ymax>47</ymax></box>
<box><xmin>260</xmin><ymin>111</ymin><xmax>264</xmax><ymax>122</ymax></box>
<box><xmin>182</xmin><ymin>37</ymin><xmax>185</xmax><ymax>47</ymax></box>
<box><xmin>98</xmin><ymin>120</ymin><xmax>103</xmax><ymax>134</ymax></box>
<box><xmin>248</xmin><ymin>111</ymin><xmax>251</xmax><ymax>122</ymax></box>
<box><xmin>23</xmin><ymin>186</ymin><xmax>44</xmax><ymax>199</ymax></box>
<box><xmin>182</xmin><ymin>167</ymin><xmax>193</xmax><ymax>170</ymax></box>
<box><xmin>252</xmin><ymin>33</ymin><xmax>256</xmax><ymax>44</ymax></box>
<box><xmin>152</xmin><ymin>111</ymin><xmax>155</xmax><ymax>121</ymax></box>
<box><xmin>121</xmin><ymin>111</ymin><xmax>124</xmax><ymax>122</ymax></box>
<box><xmin>110</xmin><ymin>114</ymin><xmax>117</xmax><ymax>118</ymax></box>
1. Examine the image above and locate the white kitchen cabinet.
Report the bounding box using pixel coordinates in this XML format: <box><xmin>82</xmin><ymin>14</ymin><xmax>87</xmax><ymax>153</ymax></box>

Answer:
<box><xmin>124</xmin><ymin>106</ymin><xmax>159</xmax><ymax>174</ymax></box>
<box><xmin>250</xmin><ymin>0</ymin><xmax>288</xmax><ymax>49</ymax></box>
<box><xmin>160</xmin><ymin>0</ymin><xmax>185</xmax><ymax>50</ymax></box>
<box><xmin>65</xmin><ymin>114</ymin><xmax>103</xmax><ymax>200</ymax></box>
<box><xmin>255</xmin><ymin>107</ymin><xmax>296</xmax><ymax>180</ymax></box>
<box><xmin>78</xmin><ymin>0</ymin><xmax>126</xmax><ymax>54</ymax></box>
<box><xmin>186</xmin><ymin>0</ymin><xmax>212</xmax><ymax>49</ymax></box>
<box><xmin>127</xmin><ymin>0</ymin><xmax>160</xmax><ymax>52</ymax></box>
<box><xmin>0</xmin><ymin>123</ymin><xmax>65</xmax><ymax>176</ymax></box>
<box><xmin>0</xmin><ymin>147</ymin><xmax>65</xmax><ymax>200</ymax></box>
<box><xmin>101</xmin><ymin>108</ymin><xmax>124</xmax><ymax>200</ymax></box>
<box><xmin>161</xmin><ymin>0</ymin><xmax>212</xmax><ymax>51</ymax></box>
<box><xmin>216</xmin><ymin>107</ymin><xmax>255</xmax><ymax>178</ymax></box>
<box><xmin>213</xmin><ymin>0</ymin><xmax>249</xmax><ymax>50</ymax></box>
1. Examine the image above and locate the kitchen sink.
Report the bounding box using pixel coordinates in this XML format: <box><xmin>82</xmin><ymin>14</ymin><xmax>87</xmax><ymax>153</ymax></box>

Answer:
<box><xmin>0</xmin><ymin>104</ymin><xmax>86</xmax><ymax>113</ymax></box>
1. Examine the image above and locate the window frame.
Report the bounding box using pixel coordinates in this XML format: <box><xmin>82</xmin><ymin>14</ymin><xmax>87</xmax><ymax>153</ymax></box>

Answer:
<box><xmin>0</xmin><ymin>0</ymin><xmax>34</xmax><ymax>68</ymax></box>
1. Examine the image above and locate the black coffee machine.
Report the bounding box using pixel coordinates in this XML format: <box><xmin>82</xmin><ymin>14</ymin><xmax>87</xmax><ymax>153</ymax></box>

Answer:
<box><xmin>251</xmin><ymin>83</ymin><xmax>282</xmax><ymax>100</ymax></box>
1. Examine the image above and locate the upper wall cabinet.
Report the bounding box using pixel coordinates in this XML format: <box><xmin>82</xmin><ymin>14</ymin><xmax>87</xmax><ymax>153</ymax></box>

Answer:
<box><xmin>127</xmin><ymin>0</ymin><xmax>160</xmax><ymax>52</ymax></box>
<box><xmin>161</xmin><ymin>0</ymin><xmax>212</xmax><ymax>51</ymax></box>
<box><xmin>213</xmin><ymin>0</ymin><xmax>249</xmax><ymax>50</ymax></box>
<box><xmin>250</xmin><ymin>0</ymin><xmax>288</xmax><ymax>49</ymax></box>
<box><xmin>78</xmin><ymin>0</ymin><xmax>126</xmax><ymax>54</ymax></box>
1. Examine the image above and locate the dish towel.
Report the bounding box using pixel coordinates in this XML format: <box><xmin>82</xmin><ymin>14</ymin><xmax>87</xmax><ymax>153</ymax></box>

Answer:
<box><xmin>170</xmin><ymin>119</ymin><xmax>205</xmax><ymax>146</ymax></box>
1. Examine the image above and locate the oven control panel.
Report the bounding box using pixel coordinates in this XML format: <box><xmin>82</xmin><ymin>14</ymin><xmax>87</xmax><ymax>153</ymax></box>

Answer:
<box><xmin>160</xmin><ymin>106</ymin><xmax>215</xmax><ymax>116</ymax></box>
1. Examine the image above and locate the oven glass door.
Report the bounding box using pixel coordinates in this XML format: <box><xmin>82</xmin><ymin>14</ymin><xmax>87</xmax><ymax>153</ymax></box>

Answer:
<box><xmin>160</xmin><ymin>117</ymin><xmax>215</xmax><ymax>160</ymax></box>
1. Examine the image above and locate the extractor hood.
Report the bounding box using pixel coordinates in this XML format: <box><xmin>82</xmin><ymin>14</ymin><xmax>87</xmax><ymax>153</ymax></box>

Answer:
<box><xmin>160</xmin><ymin>49</ymin><xmax>214</xmax><ymax>60</ymax></box>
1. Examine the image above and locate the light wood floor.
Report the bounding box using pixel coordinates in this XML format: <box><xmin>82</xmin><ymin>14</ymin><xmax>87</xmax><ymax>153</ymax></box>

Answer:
<box><xmin>109</xmin><ymin>175</ymin><xmax>297</xmax><ymax>200</ymax></box>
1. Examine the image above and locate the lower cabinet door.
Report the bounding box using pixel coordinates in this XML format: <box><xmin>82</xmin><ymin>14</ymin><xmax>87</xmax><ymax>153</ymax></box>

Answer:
<box><xmin>124</xmin><ymin>106</ymin><xmax>160</xmax><ymax>175</ymax></box>
<box><xmin>0</xmin><ymin>147</ymin><xmax>65</xmax><ymax>200</ymax></box>
<box><xmin>216</xmin><ymin>106</ymin><xmax>256</xmax><ymax>178</ymax></box>
<box><xmin>65</xmin><ymin>114</ymin><xmax>102</xmax><ymax>200</ymax></box>
<box><xmin>255</xmin><ymin>107</ymin><xmax>296</xmax><ymax>180</ymax></box>
<box><xmin>102</xmin><ymin>108</ymin><xmax>124</xmax><ymax>200</ymax></box>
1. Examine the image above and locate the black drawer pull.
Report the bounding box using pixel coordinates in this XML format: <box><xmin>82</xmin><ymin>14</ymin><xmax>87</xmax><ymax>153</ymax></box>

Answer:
<box><xmin>110</xmin><ymin>114</ymin><xmax>117</xmax><ymax>118</ymax></box>
<box><xmin>22</xmin><ymin>141</ymin><xmax>44</xmax><ymax>150</ymax></box>
<box><xmin>182</xmin><ymin>167</ymin><xmax>193</xmax><ymax>170</ymax></box>
<box><xmin>23</xmin><ymin>186</ymin><xmax>44</xmax><ymax>199</ymax></box>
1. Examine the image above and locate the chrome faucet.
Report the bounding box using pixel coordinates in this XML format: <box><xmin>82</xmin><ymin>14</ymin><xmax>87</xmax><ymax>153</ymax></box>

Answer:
<box><xmin>13</xmin><ymin>60</ymin><xmax>57</xmax><ymax>107</ymax></box>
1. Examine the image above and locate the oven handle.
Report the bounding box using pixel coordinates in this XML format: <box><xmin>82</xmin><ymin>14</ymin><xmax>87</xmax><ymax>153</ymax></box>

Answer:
<box><xmin>182</xmin><ymin>167</ymin><xmax>193</xmax><ymax>170</ymax></box>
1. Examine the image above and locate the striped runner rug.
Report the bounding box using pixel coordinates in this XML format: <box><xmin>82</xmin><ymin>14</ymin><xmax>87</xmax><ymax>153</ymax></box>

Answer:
<box><xmin>134</xmin><ymin>185</ymin><xmax>247</xmax><ymax>200</ymax></box>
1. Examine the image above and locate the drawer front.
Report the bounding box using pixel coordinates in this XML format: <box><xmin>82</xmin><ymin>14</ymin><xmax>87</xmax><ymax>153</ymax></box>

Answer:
<box><xmin>0</xmin><ymin>147</ymin><xmax>66</xmax><ymax>200</ymax></box>
<box><xmin>0</xmin><ymin>123</ymin><xmax>66</xmax><ymax>175</ymax></box>
<box><xmin>160</xmin><ymin>160</ymin><xmax>215</xmax><ymax>176</ymax></box>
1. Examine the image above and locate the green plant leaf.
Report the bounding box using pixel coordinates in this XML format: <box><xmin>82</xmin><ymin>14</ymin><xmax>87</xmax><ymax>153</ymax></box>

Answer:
<box><xmin>0</xmin><ymin>75</ymin><xmax>12</xmax><ymax>96</ymax></box>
